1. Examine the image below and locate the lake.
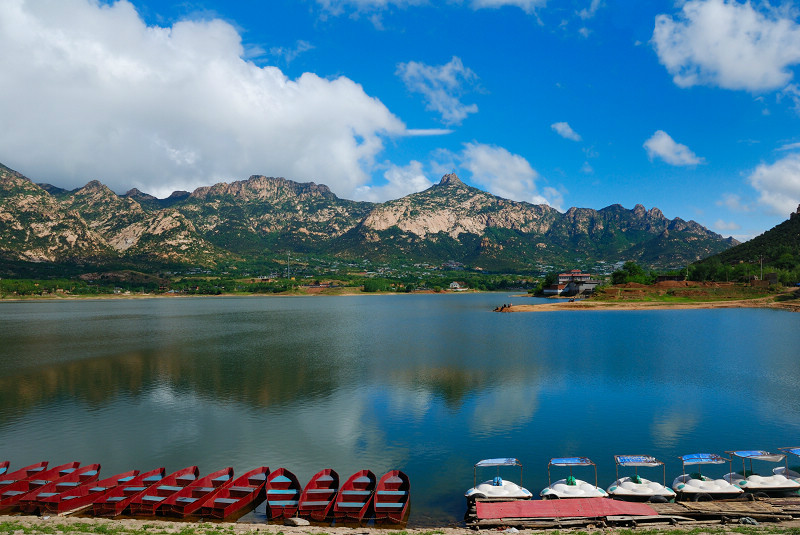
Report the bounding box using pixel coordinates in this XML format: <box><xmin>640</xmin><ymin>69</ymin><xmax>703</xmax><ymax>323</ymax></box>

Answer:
<box><xmin>1</xmin><ymin>293</ymin><xmax>799</xmax><ymax>525</ymax></box>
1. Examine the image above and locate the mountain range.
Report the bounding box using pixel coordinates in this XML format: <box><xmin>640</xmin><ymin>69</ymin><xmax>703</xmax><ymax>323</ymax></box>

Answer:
<box><xmin>0</xmin><ymin>162</ymin><xmax>737</xmax><ymax>274</ymax></box>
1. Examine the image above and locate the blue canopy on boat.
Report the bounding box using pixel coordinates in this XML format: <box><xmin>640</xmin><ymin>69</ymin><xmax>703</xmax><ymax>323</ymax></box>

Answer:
<box><xmin>781</xmin><ymin>447</ymin><xmax>800</xmax><ymax>458</ymax></box>
<box><xmin>728</xmin><ymin>450</ymin><xmax>785</xmax><ymax>462</ymax></box>
<box><xmin>475</xmin><ymin>458</ymin><xmax>521</xmax><ymax>467</ymax></box>
<box><xmin>549</xmin><ymin>457</ymin><xmax>594</xmax><ymax>466</ymax></box>
<box><xmin>680</xmin><ymin>453</ymin><xmax>727</xmax><ymax>465</ymax></box>
<box><xmin>615</xmin><ymin>455</ymin><xmax>662</xmax><ymax>467</ymax></box>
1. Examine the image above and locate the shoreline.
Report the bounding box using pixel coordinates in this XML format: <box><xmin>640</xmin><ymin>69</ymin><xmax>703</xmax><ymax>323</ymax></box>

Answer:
<box><xmin>501</xmin><ymin>293</ymin><xmax>800</xmax><ymax>313</ymax></box>
<box><xmin>4</xmin><ymin>512</ymin><xmax>800</xmax><ymax>535</ymax></box>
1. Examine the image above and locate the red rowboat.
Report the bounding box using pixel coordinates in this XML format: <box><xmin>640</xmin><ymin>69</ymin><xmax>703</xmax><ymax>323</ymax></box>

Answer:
<box><xmin>39</xmin><ymin>469</ymin><xmax>140</xmax><ymax>515</ymax></box>
<box><xmin>0</xmin><ymin>462</ymin><xmax>48</xmax><ymax>490</ymax></box>
<box><xmin>373</xmin><ymin>470</ymin><xmax>410</xmax><ymax>525</ymax></box>
<box><xmin>92</xmin><ymin>467</ymin><xmax>166</xmax><ymax>517</ymax></box>
<box><xmin>0</xmin><ymin>462</ymin><xmax>81</xmax><ymax>513</ymax></box>
<box><xmin>265</xmin><ymin>468</ymin><xmax>302</xmax><ymax>520</ymax></box>
<box><xmin>332</xmin><ymin>470</ymin><xmax>376</xmax><ymax>524</ymax></box>
<box><xmin>298</xmin><ymin>469</ymin><xmax>339</xmax><ymax>522</ymax></box>
<box><xmin>19</xmin><ymin>464</ymin><xmax>101</xmax><ymax>514</ymax></box>
<box><xmin>161</xmin><ymin>467</ymin><xmax>234</xmax><ymax>517</ymax></box>
<box><xmin>199</xmin><ymin>466</ymin><xmax>269</xmax><ymax>520</ymax></box>
<box><xmin>128</xmin><ymin>466</ymin><xmax>199</xmax><ymax>516</ymax></box>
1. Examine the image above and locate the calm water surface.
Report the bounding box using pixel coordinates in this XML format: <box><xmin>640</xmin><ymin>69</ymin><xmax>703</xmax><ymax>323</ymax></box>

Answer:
<box><xmin>1</xmin><ymin>294</ymin><xmax>800</xmax><ymax>525</ymax></box>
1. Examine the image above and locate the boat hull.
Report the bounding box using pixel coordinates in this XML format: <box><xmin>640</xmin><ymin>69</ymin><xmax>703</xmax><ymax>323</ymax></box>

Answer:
<box><xmin>333</xmin><ymin>470</ymin><xmax>376</xmax><ymax>524</ymax></box>
<box><xmin>265</xmin><ymin>468</ymin><xmax>302</xmax><ymax>520</ymax></box>
<box><xmin>374</xmin><ymin>470</ymin><xmax>410</xmax><ymax>525</ymax></box>
<box><xmin>199</xmin><ymin>467</ymin><xmax>268</xmax><ymax>520</ymax></box>
<box><xmin>298</xmin><ymin>469</ymin><xmax>339</xmax><ymax>522</ymax></box>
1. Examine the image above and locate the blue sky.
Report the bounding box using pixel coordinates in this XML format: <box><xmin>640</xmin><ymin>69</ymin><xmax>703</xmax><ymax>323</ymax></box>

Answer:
<box><xmin>2</xmin><ymin>0</ymin><xmax>800</xmax><ymax>241</ymax></box>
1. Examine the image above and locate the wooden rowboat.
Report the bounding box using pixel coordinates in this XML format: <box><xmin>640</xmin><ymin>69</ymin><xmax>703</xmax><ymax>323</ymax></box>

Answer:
<box><xmin>298</xmin><ymin>469</ymin><xmax>339</xmax><ymax>522</ymax></box>
<box><xmin>161</xmin><ymin>467</ymin><xmax>234</xmax><ymax>517</ymax></box>
<box><xmin>39</xmin><ymin>469</ymin><xmax>140</xmax><ymax>516</ymax></box>
<box><xmin>373</xmin><ymin>470</ymin><xmax>410</xmax><ymax>525</ymax></box>
<box><xmin>92</xmin><ymin>467</ymin><xmax>166</xmax><ymax>517</ymax></box>
<box><xmin>19</xmin><ymin>464</ymin><xmax>101</xmax><ymax>514</ymax></box>
<box><xmin>332</xmin><ymin>470</ymin><xmax>376</xmax><ymax>524</ymax></box>
<box><xmin>199</xmin><ymin>466</ymin><xmax>269</xmax><ymax>520</ymax></box>
<box><xmin>0</xmin><ymin>462</ymin><xmax>82</xmax><ymax>513</ymax></box>
<box><xmin>265</xmin><ymin>468</ymin><xmax>302</xmax><ymax>520</ymax></box>
<box><xmin>0</xmin><ymin>462</ymin><xmax>48</xmax><ymax>491</ymax></box>
<box><xmin>128</xmin><ymin>466</ymin><xmax>199</xmax><ymax>516</ymax></box>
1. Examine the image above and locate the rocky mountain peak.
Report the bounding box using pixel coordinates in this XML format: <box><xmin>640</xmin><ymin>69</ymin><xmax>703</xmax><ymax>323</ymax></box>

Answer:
<box><xmin>438</xmin><ymin>173</ymin><xmax>464</xmax><ymax>187</ymax></box>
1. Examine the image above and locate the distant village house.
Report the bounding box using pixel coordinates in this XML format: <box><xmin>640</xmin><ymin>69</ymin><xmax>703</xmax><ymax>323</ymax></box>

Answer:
<box><xmin>544</xmin><ymin>269</ymin><xmax>599</xmax><ymax>297</ymax></box>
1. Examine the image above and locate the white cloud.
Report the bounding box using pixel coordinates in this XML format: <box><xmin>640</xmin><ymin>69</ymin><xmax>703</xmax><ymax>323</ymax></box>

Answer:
<box><xmin>551</xmin><ymin>121</ymin><xmax>582</xmax><ymax>141</ymax></box>
<box><xmin>269</xmin><ymin>40</ymin><xmax>314</xmax><ymax>64</ymax></box>
<box><xmin>717</xmin><ymin>192</ymin><xmax>751</xmax><ymax>212</ymax></box>
<box><xmin>748</xmin><ymin>153</ymin><xmax>800</xmax><ymax>215</ymax></box>
<box><xmin>652</xmin><ymin>0</ymin><xmax>800</xmax><ymax>91</ymax></box>
<box><xmin>315</xmin><ymin>0</ymin><xmax>546</xmax><ymax>14</ymax></box>
<box><xmin>644</xmin><ymin>130</ymin><xmax>704</xmax><ymax>166</ymax></box>
<box><xmin>460</xmin><ymin>142</ymin><xmax>562</xmax><ymax>209</ymax></box>
<box><xmin>577</xmin><ymin>0</ymin><xmax>603</xmax><ymax>20</ymax></box>
<box><xmin>396</xmin><ymin>56</ymin><xmax>479</xmax><ymax>125</ymax></box>
<box><xmin>0</xmin><ymin>0</ymin><xmax>406</xmax><ymax>198</ymax></box>
<box><xmin>354</xmin><ymin>160</ymin><xmax>433</xmax><ymax>202</ymax></box>
<box><xmin>714</xmin><ymin>219</ymin><xmax>741</xmax><ymax>231</ymax></box>
<box><xmin>469</xmin><ymin>0</ymin><xmax>546</xmax><ymax>14</ymax></box>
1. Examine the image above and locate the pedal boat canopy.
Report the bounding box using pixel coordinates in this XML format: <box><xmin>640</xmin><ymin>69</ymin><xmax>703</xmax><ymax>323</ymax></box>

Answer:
<box><xmin>725</xmin><ymin>450</ymin><xmax>800</xmax><ymax>493</ymax></box>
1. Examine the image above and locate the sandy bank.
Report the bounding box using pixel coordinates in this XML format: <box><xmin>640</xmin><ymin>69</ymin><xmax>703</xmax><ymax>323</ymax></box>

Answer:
<box><xmin>501</xmin><ymin>295</ymin><xmax>800</xmax><ymax>313</ymax></box>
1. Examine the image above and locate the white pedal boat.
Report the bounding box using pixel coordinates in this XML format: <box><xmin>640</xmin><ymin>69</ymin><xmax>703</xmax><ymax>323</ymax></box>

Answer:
<box><xmin>775</xmin><ymin>447</ymin><xmax>800</xmax><ymax>488</ymax></box>
<box><xmin>724</xmin><ymin>450</ymin><xmax>800</xmax><ymax>497</ymax></box>
<box><xmin>672</xmin><ymin>453</ymin><xmax>743</xmax><ymax>501</ymax></box>
<box><xmin>540</xmin><ymin>457</ymin><xmax>608</xmax><ymax>499</ymax></box>
<box><xmin>465</xmin><ymin>458</ymin><xmax>532</xmax><ymax>502</ymax></box>
<box><xmin>607</xmin><ymin>455</ymin><xmax>676</xmax><ymax>502</ymax></box>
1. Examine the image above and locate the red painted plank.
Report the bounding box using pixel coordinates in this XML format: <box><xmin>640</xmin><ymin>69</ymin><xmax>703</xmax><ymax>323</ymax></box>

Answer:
<box><xmin>476</xmin><ymin>498</ymin><xmax>658</xmax><ymax>519</ymax></box>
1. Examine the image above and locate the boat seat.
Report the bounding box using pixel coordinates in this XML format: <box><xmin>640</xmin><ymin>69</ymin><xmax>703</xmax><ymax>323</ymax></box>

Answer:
<box><xmin>124</xmin><ymin>487</ymin><xmax>147</xmax><ymax>492</ymax></box>
<box><xmin>0</xmin><ymin>480</ymin><xmax>15</xmax><ymax>485</ymax></box>
<box><xmin>117</xmin><ymin>476</ymin><xmax>135</xmax><ymax>483</ymax></box>
<box><xmin>353</xmin><ymin>477</ymin><xmax>371</xmax><ymax>484</ymax></box>
<box><xmin>377</xmin><ymin>490</ymin><xmax>407</xmax><ymax>496</ymax></box>
<box><xmin>37</xmin><ymin>492</ymin><xmax>58</xmax><ymax>498</ymax></box>
<box><xmin>375</xmin><ymin>502</ymin><xmax>405</xmax><ymax>508</ymax></box>
<box><xmin>337</xmin><ymin>501</ymin><xmax>366</xmax><ymax>508</ymax></box>
<box><xmin>271</xmin><ymin>475</ymin><xmax>292</xmax><ymax>483</ymax></box>
<box><xmin>301</xmin><ymin>500</ymin><xmax>331</xmax><ymax>507</ymax></box>
<box><xmin>249</xmin><ymin>473</ymin><xmax>267</xmax><ymax>481</ymax></box>
<box><xmin>342</xmin><ymin>490</ymin><xmax>371</xmax><ymax>495</ymax></box>
<box><xmin>214</xmin><ymin>498</ymin><xmax>238</xmax><ymax>504</ymax></box>
<box><xmin>268</xmin><ymin>489</ymin><xmax>298</xmax><ymax>494</ymax></box>
<box><xmin>30</xmin><ymin>480</ymin><xmax>49</xmax><ymax>485</ymax></box>
<box><xmin>176</xmin><ymin>497</ymin><xmax>197</xmax><ymax>503</ymax></box>
<box><xmin>3</xmin><ymin>490</ymin><xmax>25</xmax><ymax>496</ymax></box>
<box><xmin>194</xmin><ymin>487</ymin><xmax>214</xmax><ymax>493</ymax></box>
<box><xmin>307</xmin><ymin>488</ymin><xmax>334</xmax><ymax>494</ymax></box>
<box><xmin>63</xmin><ymin>495</ymin><xmax>78</xmax><ymax>500</ymax></box>
<box><xmin>107</xmin><ymin>497</ymin><xmax>125</xmax><ymax>502</ymax></box>
<box><xmin>82</xmin><ymin>470</ymin><xmax>99</xmax><ymax>477</ymax></box>
<box><xmin>317</xmin><ymin>475</ymin><xmax>334</xmax><ymax>482</ymax></box>
<box><xmin>269</xmin><ymin>500</ymin><xmax>299</xmax><ymax>506</ymax></box>
<box><xmin>212</xmin><ymin>475</ymin><xmax>231</xmax><ymax>484</ymax></box>
<box><xmin>56</xmin><ymin>482</ymin><xmax>80</xmax><ymax>487</ymax></box>
<box><xmin>229</xmin><ymin>486</ymin><xmax>254</xmax><ymax>493</ymax></box>
<box><xmin>142</xmin><ymin>476</ymin><xmax>163</xmax><ymax>483</ymax></box>
<box><xmin>157</xmin><ymin>485</ymin><xmax>182</xmax><ymax>492</ymax></box>
<box><xmin>61</xmin><ymin>468</ymin><xmax>76</xmax><ymax>474</ymax></box>
<box><xmin>141</xmin><ymin>495</ymin><xmax>164</xmax><ymax>502</ymax></box>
